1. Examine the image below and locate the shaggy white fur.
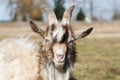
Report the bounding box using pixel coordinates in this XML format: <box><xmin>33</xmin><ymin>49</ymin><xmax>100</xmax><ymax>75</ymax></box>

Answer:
<box><xmin>0</xmin><ymin>38</ymin><xmax>39</xmax><ymax>80</ymax></box>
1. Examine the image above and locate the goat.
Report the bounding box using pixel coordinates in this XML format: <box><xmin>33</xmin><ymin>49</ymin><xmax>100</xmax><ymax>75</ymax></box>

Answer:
<box><xmin>30</xmin><ymin>5</ymin><xmax>93</xmax><ymax>80</ymax></box>
<box><xmin>0</xmin><ymin>5</ymin><xmax>93</xmax><ymax>80</ymax></box>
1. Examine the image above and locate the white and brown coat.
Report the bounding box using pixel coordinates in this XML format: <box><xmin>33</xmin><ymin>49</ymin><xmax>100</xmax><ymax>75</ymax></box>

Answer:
<box><xmin>0</xmin><ymin>5</ymin><xmax>93</xmax><ymax>80</ymax></box>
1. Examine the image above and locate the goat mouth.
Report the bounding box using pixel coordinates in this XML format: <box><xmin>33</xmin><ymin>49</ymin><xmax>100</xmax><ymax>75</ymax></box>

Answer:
<box><xmin>53</xmin><ymin>60</ymin><xmax>64</xmax><ymax>67</ymax></box>
<box><xmin>56</xmin><ymin>60</ymin><xmax>64</xmax><ymax>64</ymax></box>
<box><xmin>57</xmin><ymin>61</ymin><xmax>64</xmax><ymax>64</ymax></box>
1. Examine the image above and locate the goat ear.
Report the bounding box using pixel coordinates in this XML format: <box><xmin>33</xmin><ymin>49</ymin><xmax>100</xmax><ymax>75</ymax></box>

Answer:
<box><xmin>74</xmin><ymin>27</ymin><xmax>93</xmax><ymax>40</ymax></box>
<box><xmin>29</xmin><ymin>21</ymin><xmax>45</xmax><ymax>38</ymax></box>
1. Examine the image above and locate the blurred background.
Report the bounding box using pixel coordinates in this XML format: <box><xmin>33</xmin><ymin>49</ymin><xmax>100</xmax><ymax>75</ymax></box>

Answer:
<box><xmin>0</xmin><ymin>0</ymin><xmax>120</xmax><ymax>22</ymax></box>
<box><xmin>0</xmin><ymin>0</ymin><xmax>120</xmax><ymax>80</ymax></box>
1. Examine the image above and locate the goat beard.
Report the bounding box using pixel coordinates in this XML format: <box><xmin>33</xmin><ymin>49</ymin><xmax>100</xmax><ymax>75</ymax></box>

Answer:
<box><xmin>47</xmin><ymin>61</ymin><xmax>72</xmax><ymax>80</ymax></box>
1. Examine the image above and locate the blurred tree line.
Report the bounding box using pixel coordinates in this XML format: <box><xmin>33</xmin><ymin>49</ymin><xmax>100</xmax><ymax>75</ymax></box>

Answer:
<box><xmin>9</xmin><ymin>0</ymin><xmax>42</xmax><ymax>21</ymax></box>
<box><xmin>4</xmin><ymin>0</ymin><xmax>120</xmax><ymax>22</ymax></box>
<box><xmin>54</xmin><ymin>0</ymin><xmax>65</xmax><ymax>20</ymax></box>
<box><xmin>9</xmin><ymin>0</ymin><xmax>67</xmax><ymax>21</ymax></box>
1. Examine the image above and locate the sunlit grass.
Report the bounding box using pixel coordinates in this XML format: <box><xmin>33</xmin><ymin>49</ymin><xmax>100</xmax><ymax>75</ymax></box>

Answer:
<box><xmin>74</xmin><ymin>38</ymin><xmax>120</xmax><ymax>80</ymax></box>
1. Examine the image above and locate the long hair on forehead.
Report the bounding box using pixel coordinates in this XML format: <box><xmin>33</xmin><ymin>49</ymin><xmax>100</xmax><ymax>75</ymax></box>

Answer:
<box><xmin>59</xmin><ymin>25</ymin><xmax>69</xmax><ymax>43</ymax></box>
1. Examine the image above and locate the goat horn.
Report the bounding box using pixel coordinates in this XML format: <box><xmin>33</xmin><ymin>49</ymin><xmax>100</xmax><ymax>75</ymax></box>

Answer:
<box><xmin>42</xmin><ymin>6</ymin><xmax>58</xmax><ymax>26</ymax></box>
<box><xmin>62</xmin><ymin>5</ymin><xmax>75</xmax><ymax>25</ymax></box>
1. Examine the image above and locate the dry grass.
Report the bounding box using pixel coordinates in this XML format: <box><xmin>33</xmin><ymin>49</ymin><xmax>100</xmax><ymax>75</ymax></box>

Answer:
<box><xmin>75</xmin><ymin>38</ymin><xmax>120</xmax><ymax>80</ymax></box>
<box><xmin>0</xmin><ymin>21</ymin><xmax>120</xmax><ymax>80</ymax></box>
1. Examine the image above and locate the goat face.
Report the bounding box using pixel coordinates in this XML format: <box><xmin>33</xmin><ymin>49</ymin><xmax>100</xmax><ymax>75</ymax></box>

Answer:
<box><xmin>30</xmin><ymin>5</ymin><xmax>93</xmax><ymax>69</ymax></box>
<box><xmin>52</xmin><ymin>43</ymin><xmax>67</xmax><ymax>68</ymax></box>
<box><xmin>51</xmin><ymin>24</ymin><xmax>76</xmax><ymax>68</ymax></box>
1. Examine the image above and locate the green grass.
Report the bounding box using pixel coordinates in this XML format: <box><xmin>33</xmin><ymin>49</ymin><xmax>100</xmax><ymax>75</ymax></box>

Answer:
<box><xmin>74</xmin><ymin>38</ymin><xmax>120</xmax><ymax>80</ymax></box>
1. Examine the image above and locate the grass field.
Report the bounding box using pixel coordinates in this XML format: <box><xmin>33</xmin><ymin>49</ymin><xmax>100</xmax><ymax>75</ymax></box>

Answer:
<box><xmin>75</xmin><ymin>38</ymin><xmax>120</xmax><ymax>80</ymax></box>
<box><xmin>0</xmin><ymin>21</ymin><xmax>120</xmax><ymax>80</ymax></box>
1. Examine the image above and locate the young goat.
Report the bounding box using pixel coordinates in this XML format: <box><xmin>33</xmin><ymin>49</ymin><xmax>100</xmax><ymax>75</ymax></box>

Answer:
<box><xmin>0</xmin><ymin>5</ymin><xmax>93</xmax><ymax>80</ymax></box>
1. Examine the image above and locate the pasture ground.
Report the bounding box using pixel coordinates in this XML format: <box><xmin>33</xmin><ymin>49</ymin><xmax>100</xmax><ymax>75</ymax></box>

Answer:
<box><xmin>0</xmin><ymin>20</ymin><xmax>120</xmax><ymax>80</ymax></box>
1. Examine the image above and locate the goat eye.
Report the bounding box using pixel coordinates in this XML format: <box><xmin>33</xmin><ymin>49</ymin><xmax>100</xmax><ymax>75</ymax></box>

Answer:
<box><xmin>69</xmin><ymin>38</ymin><xmax>74</xmax><ymax>43</ymax></box>
<box><xmin>69</xmin><ymin>40</ymin><xmax>73</xmax><ymax>43</ymax></box>
<box><xmin>45</xmin><ymin>39</ymin><xmax>49</xmax><ymax>42</ymax></box>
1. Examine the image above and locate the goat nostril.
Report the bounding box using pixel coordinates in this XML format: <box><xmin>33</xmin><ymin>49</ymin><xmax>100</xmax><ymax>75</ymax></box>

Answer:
<box><xmin>57</xmin><ymin>55</ymin><xmax>64</xmax><ymax>59</ymax></box>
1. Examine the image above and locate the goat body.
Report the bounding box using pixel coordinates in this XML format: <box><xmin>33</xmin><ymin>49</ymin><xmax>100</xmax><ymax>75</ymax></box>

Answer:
<box><xmin>0</xmin><ymin>5</ymin><xmax>93</xmax><ymax>80</ymax></box>
<box><xmin>0</xmin><ymin>38</ymin><xmax>39</xmax><ymax>80</ymax></box>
